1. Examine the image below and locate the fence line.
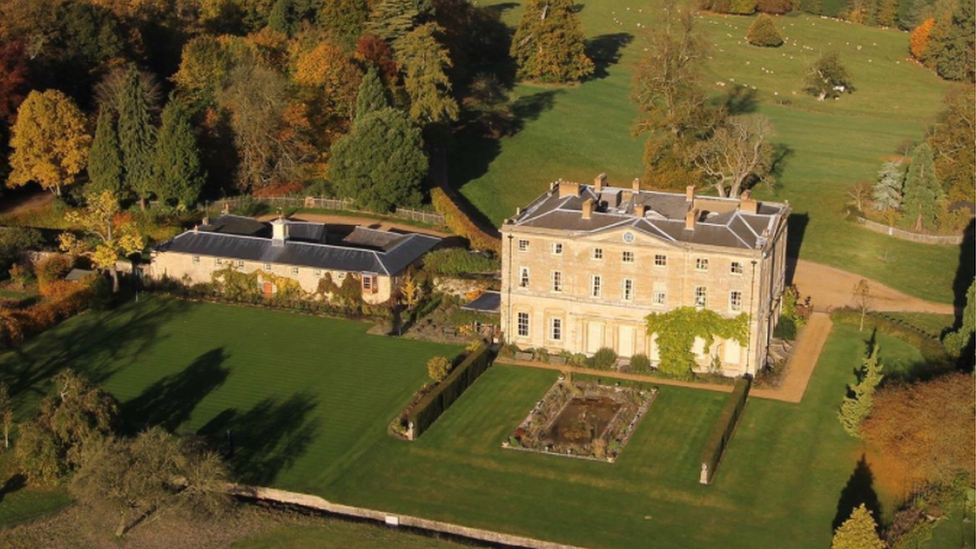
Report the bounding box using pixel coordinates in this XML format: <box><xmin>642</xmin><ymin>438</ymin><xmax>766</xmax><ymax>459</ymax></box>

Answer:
<box><xmin>855</xmin><ymin>217</ymin><xmax>967</xmax><ymax>245</ymax></box>
<box><xmin>228</xmin><ymin>484</ymin><xmax>585</xmax><ymax>549</ymax></box>
<box><xmin>204</xmin><ymin>196</ymin><xmax>446</xmax><ymax>227</ymax></box>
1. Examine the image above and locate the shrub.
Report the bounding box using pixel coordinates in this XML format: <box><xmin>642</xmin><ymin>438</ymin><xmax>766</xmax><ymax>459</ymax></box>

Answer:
<box><xmin>591</xmin><ymin>347</ymin><xmax>618</xmax><ymax>370</ymax></box>
<box><xmin>408</xmin><ymin>344</ymin><xmax>493</xmax><ymax>438</ymax></box>
<box><xmin>8</xmin><ymin>264</ymin><xmax>32</xmax><ymax>287</ymax></box>
<box><xmin>35</xmin><ymin>254</ymin><xmax>72</xmax><ymax>294</ymax></box>
<box><xmin>0</xmin><ymin>227</ymin><xmax>43</xmax><ymax>271</ymax></box>
<box><xmin>773</xmin><ymin>316</ymin><xmax>797</xmax><ymax>340</ymax></box>
<box><xmin>747</xmin><ymin>14</ymin><xmax>784</xmax><ymax>47</ymax></box>
<box><xmin>568</xmin><ymin>353</ymin><xmax>588</xmax><ymax>367</ymax></box>
<box><xmin>729</xmin><ymin>0</ymin><xmax>757</xmax><ymax>14</ymax></box>
<box><xmin>700</xmin><ymin>376</ymin><xmax>751</xmax><ymax>484</ymax></box>
<box><xmin>431</xmin><ymin>187</ymin><xmax>501</xmax><ymax>253</ymax></box>
<box><xmin>423</xmin><ymin>248</ymin><xmax>499</xmax><ymax>277</ymax></box>
<box><xmin>427</xmin><ymin>356</ymin><xmax>452</xmax><ymax>382</ymax></box>
<box><xmin>757</xmin><ymin>0</ymin><xmax>792</xmax><ymax>13</ymax></box>
<box><xmin>630</xmin><ymin>353</ymin><xmax>652</xmax><ymax>373</ymax></box>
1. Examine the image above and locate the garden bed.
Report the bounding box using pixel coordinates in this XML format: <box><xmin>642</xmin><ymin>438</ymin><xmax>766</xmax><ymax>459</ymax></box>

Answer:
<box><xmin>503</xmin><ymin>376</ymin><xmax>656</xmax><ymax>463</ymax></box>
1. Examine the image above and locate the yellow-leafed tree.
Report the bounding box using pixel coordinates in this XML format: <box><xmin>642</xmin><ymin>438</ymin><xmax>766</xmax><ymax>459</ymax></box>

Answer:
<box><xmin>59</xmin><ymin>191</ymin><xmax>144</xmax><ymax>293</ymax></box>
<box><xmin>7</xmin><ymin>90</ymin><xmax>91</xmax><ymax>196</ymax></box>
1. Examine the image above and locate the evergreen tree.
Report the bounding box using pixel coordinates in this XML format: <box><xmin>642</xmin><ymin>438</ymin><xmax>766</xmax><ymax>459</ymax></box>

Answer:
<box><xmin>267</xmin><ymin>0</ymin><xmax>297</xmax><ymax>37</ymax></box>
<box><xmin>367</xmin><ymin>0</ymin><xmax>424</xmax><ymax>43</ymax></box>
<box><xmin>944</xmin><ymin>278</ymin><xmax>975</xmax><ymax>357</ymax></box>
<box><xmin>747</xmin><ymin>14</ymin><xmax>784</xmax><ymax>47</ymax></box>
<box><xmin>901</xmin><ymin>143</ymin><xmax>944</xmax><ymax>231</ymax></box>
<box><xmin>872</xmin><ymin>160</ymin><xmax>903</xmax><ymax>211</ymax></box>
<box><xmin>355</xmin><ymin>67</ymin><xmax>389</xmax><ymax>121</ymax></box>
<box><xmin>838</xmin><ymin>345</ymin><xmax>884</xmax><ymax>437</ymax></box>
<box><xmin>802</xmin><ymin>0</ymin><xmax>823</xmax><ymax>15</ymax></box>
<box><xmin>511</xmin><ymin>0</ymin><xmax>594</xmax><ymax>83</ymax></box>
<box><xmin>931</xmin><ymin>0</ymin><xmax>975</xmax><ymax>82</ymax></box>
<box><xmin>153</xmin><ymin>99</ymin><xmax>206</xmax><ymax>209</ymax></box>
<box><xmin>321</xmin><ymin>0</ymin><xmax>371</xmax><ymax>48</ymax></box>
<box><xmin>395</xmin><ymin>23</ymin><xmax>459</xmax><ymax>124</ymax></box>
<box><xmin>330</xmin><ymin>108</ymin><xmax>427</xmax><ymax>212</ymax></box>
<box><xmin>831</xmin><ymin>505</ymin><xmax>884</xmax><ymax>549</ymax></box>
<box><xmin>115</xmin><ymin>69</ymin><xmax>158</xmax><ymax>211</ymax></box>
<box><xmin>88</xmin><ymin>111</ymin><xmax>124</xmax><ymax>197</ymax></box>
<box><xmin>875</xmin><ymin>0</ymin><xmax>899</xmax><ymax>26</ymax></box>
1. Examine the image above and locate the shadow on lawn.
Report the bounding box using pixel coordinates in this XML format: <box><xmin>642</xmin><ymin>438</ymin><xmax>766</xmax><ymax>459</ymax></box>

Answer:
<box><xmin>198</xmin><ymin>392</ymin><xmax>320</xmax><ymax>486</ymax></box>
<box><xmin>833</xmin><ymin>454</ymin><xmax>882</xmax><ymax>531</ymax></box>
<box><xmin>585</xmin><ymin>33</ymin><xmax>633</xmax><ymax>80</ymax></box>
<box><xmin>121</xmin><ymin>348</ymin><xmax>231</xmax><ymax>433</ymax></box>
<box><xmin>0</xmin><ymin>474</ymin><xmax>26</xmax><ymax>505</ymax></box>
<box><xmin>0</xmin><ymin>297</ymin><xmax>192</xmax><ymax>404</ymax></box>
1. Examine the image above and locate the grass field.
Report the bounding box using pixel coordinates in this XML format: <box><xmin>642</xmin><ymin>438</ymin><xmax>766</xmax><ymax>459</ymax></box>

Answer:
<box><xmin>0</xmin><ymin>301</ymin><xmax>966</xmax><ymax>547</ymax></box>
<box><xmin>450</xmin><ymin>4</ymin><xmax>966</xmax><ymax>303</ymax></box>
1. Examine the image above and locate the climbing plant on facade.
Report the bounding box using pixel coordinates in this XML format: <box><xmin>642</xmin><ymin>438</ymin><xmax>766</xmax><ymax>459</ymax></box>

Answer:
<box><xmin>645</xmin><ymin>307</ymin><xmax>750</xmax><ymax>380</ymax></box>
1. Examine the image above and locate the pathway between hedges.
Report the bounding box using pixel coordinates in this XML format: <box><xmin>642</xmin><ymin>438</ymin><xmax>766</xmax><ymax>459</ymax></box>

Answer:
<box><xmin>496</xmin><ymin>313</ymin><xmax>834</xmax><ymax>404</ymax></box>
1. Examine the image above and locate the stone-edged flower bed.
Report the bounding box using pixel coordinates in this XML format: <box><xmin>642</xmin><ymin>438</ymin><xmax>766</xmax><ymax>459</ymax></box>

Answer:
<box><xmin>502</xmin><ymin>376</ymin><xmax>657</xmax><ymax>463</ymax></box>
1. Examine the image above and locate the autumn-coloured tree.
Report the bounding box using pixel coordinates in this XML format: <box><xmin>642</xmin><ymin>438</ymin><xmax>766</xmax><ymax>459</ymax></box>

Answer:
<box><xmin>910</xmin><ymin>18</ymin><xmax>936</xmax><ymax>62</ymax></box>
<box><xmin>395</xmin><ymin>23</ymin><xmax>459</xmax><ymax>124</ymax></box>
<box><xmin>901</xmin><ymin>142</ymin><xmax>944</xmax><ymax>232</ymax></box>
<box><xmin>510</xmin><ymin>0</ymin><xmax>594</xmax><ymax>83</ymax></box>
<box><xmin>862</xmin><ymin>372</ymin><xmax>975</xmax><ymax>485</ymax></box>
<box><xmin>875</xmin><ymin>0</ymin><xmax>898</xmax><ymax>27</ymax></box>
<box><xmin>173</xmin><ymin>35</ymin><xmax>234</xmax><ymax>109</ymax></box>
<box><xmin>59</xmin><ymin>191</ymin><xmax>145</xmax><ymax>292</ymax></box>
<box><xmin>852</xmin><ymin>279</ymin><xmax>872</xmax><ymax>331</ymax></box>
<box><xmin>830</xmin><ymin>505</ymin><xmax>884</xmax><ymax>549</ymax></box>
<box><xmin>7</xmin><ymin>90</ymin><xmax>91</xmax><ymax>196</ymax></box>
<box><xmin>926</xmin><ymin>85</ymin><xmax>975</xmax><ymax>202</ymax></box>
<box><xmin>293</xmin><ymin>41</ymin><xmax>363</xmax><ymax>122</ymax></box>
<box><xmin>367</xmin><ymin>0</ymin><xmax>428</xmax><ymax>43</ymax></box>
<box><xmin>320</xmin><ymin>0</ymin><xmax>370</xmax><ymax>48</ymax></box>
<box><xmin>747</xmin><ymin>14</ymin><xmax>784</xmax><ymax>47</ymax></box>
<box><xmin>355</xmin><ymin>34</ymin><xmax>399</xmax><ymax>85</ymax></box>
<box><xmin>757</xmin><ymin>0</ymin><xmax>793</xmax><ymax>14</ymax></box>
<box><xmin>427</xmin><ymin>355</ymin><xmax>452</xmax><ymax>382</ymax></box>
<box><xmin>692</xmin><ymin>115</ymin><xmax>775</xmax><ymax>197</ymax></box>
<box><xmin>400</xmin><ymin>273</ymin><xmax>422</xmax><ymax>308</ymax></box>
<box><xmin>0</xmin><ymin>40</ymin><xmax>29</xmax><ymax>126</ymax></box>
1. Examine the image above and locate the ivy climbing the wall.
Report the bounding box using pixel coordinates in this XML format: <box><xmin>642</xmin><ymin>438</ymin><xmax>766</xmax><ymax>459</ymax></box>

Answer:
<box><xmin>211</xmin><ymin>265</ymin><xmax>305</xmax><ymax>302</ymax></box>
<box><xmin>645</xmin><ymin>307</ymin><xmax>750</xmax><ymax>380</ymax></box>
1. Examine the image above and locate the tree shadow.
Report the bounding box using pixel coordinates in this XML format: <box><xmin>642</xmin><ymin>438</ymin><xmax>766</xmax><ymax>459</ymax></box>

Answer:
<box><xmin>719</xmin><ymin>85</ymin><xmax>760</xmax><ymax>115</ymax></box>
<box><xmin>833</xmin><ymin>455</ymin><xmax>882</xmax><ymax>531</ymax></box>
<box><xmin>585</xmin><ymin>33</ymin><xmax>633</xmax><ymax>80</ymax></box>
<box><xmin>121</xmin><ymin>348</ymin><xmax>231</xmax><ymax>433</ymax></box>
<box><xmin>197</xmin><ymin>392</ymin><xmax>320</xmax><ymax>486</ymax></box>
<box><xmin>0</xmin><ymin>474</ymin><xmax>26</xmax><ymax>505</ymax></box>
<box><xmin>768</xmin><ymin>143</ymin><xmax>794</xmax><ymax>193</ymax></box>
<box><xmin>952</xmin><ymin>219</ymin><xmax>974</xmax><ymax>310</ymax></box>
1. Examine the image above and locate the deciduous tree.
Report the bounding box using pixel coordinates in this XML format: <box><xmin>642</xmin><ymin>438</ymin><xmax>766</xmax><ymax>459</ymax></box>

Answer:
<box><xmin>875</xmin><ymin>0</ymin><xmax>899</xmax><ymax>26</ymax></box>
<box><xmin>852</xmin><ymin>279</ymin><xmax>872</xmax><ymax>331</ymax></box>
<box><xmin>59</xmin><ymin>191</ymin><xmax>145</xmax><ymax>292</ymax></box>
<box><xmin>293</xmin><ymin>41</ymin><xmax>363</xmax><ymax>122</ymax></box>
<box><xmin>355</xmin><ymin>34</ymin><xmax>400</xmax><ymax>85</ymax></box>
<box><xmin>395</xmin><ymin>23</ymin><xmax>459</xmax><ymax>124</ymax></box>
<box><xmin>838</xmin><ymin>344</ymin><xmax>883</xmax><ymax>437</ymax></box>
<box><xmin>463</xmin><ymin>72</ymin><xmax>514</xmax><ymax>138</ymax></box>
<box><xmin>320</xmin><ymin>0</ymin><xmax>370</xmax><ymax>48</ymax></box>
<box><xmin>510</xmin><ymin>0</ymin><xmax>594</xmax><ymax>83</ymax></box>
<box><xmin>367</xmin><ymin>0</ymin><xmax>427</xmax><ymax>43</ymax></box>
<box><xmin>926</xmin><ymin>85</ymin><xmax>975</xmax><ymax>202</ymax></box>
<box><xmin>173</xmin><ymin>36</ymin><xmax>234</xmax><ymax>109</ymax></box>
<box><xmin>0</xmin><ymin>382</ymin><xmax>12</xmax><ymax>449</ymax></box>
<box><xmin>0</xmin><ymin>40</ymin><xmax>29</xmax><ymax>126</ymax></box>
<box><xmin>803</xmin><ymin>51</ymin><xmax>854</xmax><ymax>100</ymax></box>
<box><xmin>7</xmin><ymin>90</ymin><xmax>91</xmax><ymax>196</ymax></box>
<box><xmin>153</xmin><ymin>98</ymin><xmax>206</xmax><ymax>209</ymax></box>
<box><xmin>929</xmin><ymin>0</ymin><xmax>975</xmax><ymax>82</ymax></box>
<box><xmin>901</xmin><ymin>142</ymin><xmax>943</xmax><ymax>232</ymax></box>
<box><xmin>747</xmin><ymin>14</ymin><xmax>784</xmax><ymax>47</ymax></box>
<box><xmin>830</xmin><ymin>504</ymin><xmax>884</xmax><ymax>549</ymax></box>
<box><xmin>910</xmin><ymin>18</ymin><xmax>936</xmax><ymax>61</ymax></box>
<box><xmin>692</xmin><ymin>115</ymin><xmax>775</xmax><ymax>198</ymax></box>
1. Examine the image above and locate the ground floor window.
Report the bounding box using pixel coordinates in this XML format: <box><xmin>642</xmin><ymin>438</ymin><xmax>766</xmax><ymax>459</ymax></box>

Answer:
<box><xmin>549</xmin><ymin>317</ymin><xmax>562</xmax><ymax>341</ymax></box>
<box><xmin>517</xmin><ymin>312</ymin><xmax>530</xmax><ymax>337</ymax></box>
<box><xmin>695</xmin><ymin>286</ymin><xmax>707</xmax><ymax>308</ymax></box>
<box><xmin>730</xmin><ymin>290</ymin><xmax>743</xmax><ymax>312</ymax></box>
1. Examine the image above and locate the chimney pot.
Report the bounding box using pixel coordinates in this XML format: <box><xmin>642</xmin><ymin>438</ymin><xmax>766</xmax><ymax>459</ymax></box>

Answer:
<box><xmin>685</xmin><ymin>185</ymin><xmax>695</xmax><ymax>202</ymax></box>
<box><xmin>582</xmin><ymin>198</ymin><xmax>595</xmax><ymax>220</ymax></box>
<box><xmin>632</xmin><ymin>178</ymin><xmax>641</xmax><ymax>192</ymax></box>
<box><xmin>685</xmin><ymin>209</ymin><xmax>698</xmax><ymax>231</ymax></box>
<box><xmin>594</xmin><ymin>173</ymin><xmax>607</xmax><ymax>192</ymax></box>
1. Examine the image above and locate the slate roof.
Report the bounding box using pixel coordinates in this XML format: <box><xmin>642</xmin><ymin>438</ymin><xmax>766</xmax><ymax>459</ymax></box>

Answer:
<box><xmin>509</xmin><ymin>183</ymin><xmax>788</xmax><ymax>250</ymax></box>
<box><xmin>157</xmin><ymin>217</ymin><xmax>440</xmax><ymax>276</ymax></box>
<box><xmin>461</xmin><ymin>291</ymin><xmax>501</xmax><ymax>314</ymax></box>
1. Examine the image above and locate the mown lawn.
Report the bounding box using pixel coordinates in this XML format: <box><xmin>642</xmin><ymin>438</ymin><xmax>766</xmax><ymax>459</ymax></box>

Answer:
<box><xmin>450</xmin><ymin>2</ymin><xmax>963</xmax><ymax>303</ymax></box>
<box><xmin>0</xmin><ymin>302</ymin><xmax>956</xmax><ymax>548</ymax></box>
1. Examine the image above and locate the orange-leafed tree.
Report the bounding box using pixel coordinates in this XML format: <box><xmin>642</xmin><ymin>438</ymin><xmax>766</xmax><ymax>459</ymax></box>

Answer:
<box><xmin>910</xmin><ymin>18</ymin><xmax>935</xmax><ymax>63</ymax></box>
<box><xmin>59</xmin><ymin>191</ymin><xmax>144</xmax><ymax>293</ymax></box>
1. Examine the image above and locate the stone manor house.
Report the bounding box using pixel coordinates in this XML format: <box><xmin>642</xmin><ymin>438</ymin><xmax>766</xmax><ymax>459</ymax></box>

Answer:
<box><xmin>500</xmin><ymin>176</ymin><xmax>791</xmax><ymax>377</ymax></box>
<box><xmin>149</xmin><ymin>214</ymin><xmax>440</xmax><ymax>303</ymax></box>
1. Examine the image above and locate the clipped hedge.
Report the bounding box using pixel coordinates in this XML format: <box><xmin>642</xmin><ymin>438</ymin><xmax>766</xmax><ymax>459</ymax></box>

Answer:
<box><xmin>431</xmin><ymin>187</ymin><xmax>501</xmax><ymax>253</ymax></box>
<box><xmin>829</xmin><ymin>308</ymin><xmax>951</xmax><ymax>365</ymax></box>
<box><xmin>423</xmin><ymin>248</ymin><xmax>499</xmax><ymax>276</ymax></box>
<box><xmin>700</xmin><ymin>376</ymin><xmax>751</xmax><ymax>485</ymax></box>
<box><xmin>407</xmin><ymin>343</ymin><xmax>493</xmax><ymax>439</ymax></box>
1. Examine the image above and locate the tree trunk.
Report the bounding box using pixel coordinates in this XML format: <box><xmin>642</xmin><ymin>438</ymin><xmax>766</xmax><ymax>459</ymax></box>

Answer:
<box><xmin>859</xmin><ymin>308</ymin><xmax>866</xmax><ymax>332</ymax></box>
<box><xmin>139</xmin><ymin>196</ymin><xmax>147</xmax><ymax>212</ymax></box>
<box><xmin>3</xmin><ymin>425</ymin><xmax>8</xmax><ymax>449</ymax></box>
<box><xmin>111</xmin><ymin>269</ymin><xmax>120</xmax><ymax>294</ymax></box>
<box><xmin>115</xmin><ymin>510</ymin><xmax>128</xmax><ymax>538</ymax></box>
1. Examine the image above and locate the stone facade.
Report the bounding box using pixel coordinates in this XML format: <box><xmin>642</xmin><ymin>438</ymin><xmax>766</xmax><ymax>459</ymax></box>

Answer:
<box><xmin>500</xmin><ymin>180</ymin><xmax>790</xmax><ymax>377</ymax></box>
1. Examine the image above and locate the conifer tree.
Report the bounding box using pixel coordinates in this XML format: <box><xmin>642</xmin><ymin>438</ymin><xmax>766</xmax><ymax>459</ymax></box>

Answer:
<box><xmin>321</xmin><ymin>0</ymin><xmax>371</xmax><ymax>47</ymax></box>
<box><xmin>267</xmin><ymin>0</ymin><xmax>297</xmax><ymax>37</ymax></box>
<box><xmin>511</xmin><ymin>0</ymin><xmax>594</xmax><ymax>83</ymax></box>
<box><xmin>355</xmin><ymin>67</ymin><xmax>389</xmax><ymax>121</ymax></box>
<box><xmin>116</xmin><ymin>69</ymin><xmax>158</xmax><ymax>211</ymax></box>
<box><xmin>944</xmin><ymin>278</ymin><xmax>975</xmax><ymax>357</ymax></box>
<box><xmin>838</xmin><ymin>345</ymin><xmax>884</xmax><ymax>437</ymax></box>
<box><xmin>153</xmin><ymin>99</ymin><xmax>206</xmax><ymax>209</ymax></box>
<box><xmin>871</xmin><ymin>160</ymin><xmax>903</xmax><ymax>212</ymax></box>
<box><xmin>901</xmin><ymin>143</ymin><xmax>943</xmax><ymax>232</ymax></box>
<box><xmin>88</xmin><ymin>111</ymin><xmax>124</xmax><ymax>197</ymax></box>
<box><xmin>830</xmin><ymin>505</ymin><xmax>884</xmax><ymax>549</ymax></box>
<box><xmin>395</xmin><ymin>23</ymin><xmax>459</xmax><ymax>124</ymax></box>
<box><xmin>368</xmin><ymin>0</ymin><xmax>426</xmax><ymax>43</ymax></box>
<box><xmin>875</xmin><ymin>0</ymin><xmax>898</xmax><ymax>27</ymax></box>
<box><xmin>747</xmin><ymin>14</ymin><xmax>784</xmax><ymax>47</ymax></box>
<box><xmin>930</xmin><ymin>0</ymin><xmax>975</xmax><ymax>82</ymax></box>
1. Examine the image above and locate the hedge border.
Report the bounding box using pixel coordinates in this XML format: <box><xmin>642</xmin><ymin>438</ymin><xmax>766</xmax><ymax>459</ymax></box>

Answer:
<box><xmin>407</xmin><ymin>343</ymin><xmax>493</xmax><ymax>439</ymax></box>
<box><xmin>828</xmin><ymin>308</ymin><xmax>951</xmax><ymax>365</ymax></box>
<box><xmin>700</xmin><ymin>376</ymin><xmax>752</xmax><ymax>485</ymax></box>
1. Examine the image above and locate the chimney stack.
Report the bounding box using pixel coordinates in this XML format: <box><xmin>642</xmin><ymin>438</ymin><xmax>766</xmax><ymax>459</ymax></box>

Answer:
<box><xmin>685</xmin><ymin>209</ymin><xmax>698</xmax><ymax>231</ymax></box>
<box><xmin>685</xmin><ymin>185</ymin><xmax>695</xmax><ymax>202</ymax></box>
<box><xmin>271</xmin><ymin>217</ymin><xmax>290</xmax><ymax>246</ymax></box>
<box><xmin>202</xmin><ymin>216</ymin><xmax>210</xmax><ymax>226</ymax></box>
<box><xmin>634</xmin><ymin>203</ymin><xmax>646</xmax><ymax>217</ymax></box>
<box><xmin>221</xmin><ymin>202</ymin><xmax>230</xmax><ymax>215</ymax></box>
<box><xmin>739</xmin><ymin>190</ymin><xmax>759</xmax><ymax>214</ymax></box>
<box><xmin>582</xmin><ymin>198</ymin><xmax>595</xmax><ymax>220</ymax></box>
<box><xmin>558</xmin><ymin>180</ymin><xmax>581</xmax><ymax>198</ymax></box>
<box><xmin>594</xmin><ymin>173</ymin><xmax>607</xmax><ymax>192</ymax></box>
<box><xmin>632</xmin><ymin>178</ymin><xmax>641</xmax><ymax>192</ymax></box>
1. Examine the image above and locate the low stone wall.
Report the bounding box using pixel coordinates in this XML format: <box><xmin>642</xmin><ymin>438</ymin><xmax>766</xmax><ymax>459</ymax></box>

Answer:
<box><xmin>228</xmin><ymin>484</ymin><xmax>584</xmax><ymax>549</ymax></box>
<box><xmin>855</xmin><ymin>217</ymin><xmax>967</xmax><ymax>245</ymax></box>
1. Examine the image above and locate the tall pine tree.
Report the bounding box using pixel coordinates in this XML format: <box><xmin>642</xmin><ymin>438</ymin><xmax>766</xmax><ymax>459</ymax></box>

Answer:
<box><xmin>872</xmin><ymin>160</ymin><xmax>903</xmax><ymax>211</ymax></box>
<box><xmin>901</xmin><ymin>142</ymin><xmax>944</xmax><ymax>232</ymax></box>
<box><xmin>355</xmin><ymin>67</ymin><xmax>389</xmax><ymax>121</ymax></box>
<box><xmin>116</xmin><ymin>68</ymin><xmax>158</xmax><ymax>211</ymax></box>
<box><xmin>88</xmin><ymin>111</ymin><xmax>124</xmax><ymax>196</ymax></box>
<box><xmin>153</xmin><ymin>99</ymin><xmax>205</xmax><ymax>210</ymax></box>
<box><xmin>395</xmin><ymin>24</ymin><xmax>459</xmax><ymax>124</ymax></box>
<box><xmin>511</xmin><ymin>0</ymin><xmax>594</xmax><ymax>83</ymax></box>
<box><xmin>367</xmin><ymin>0</ymin><xmax>428</xmax><ymax>43</ymax></box>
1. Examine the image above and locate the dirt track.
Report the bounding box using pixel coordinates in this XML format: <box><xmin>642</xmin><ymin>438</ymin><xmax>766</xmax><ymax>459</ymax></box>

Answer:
<box><xmin>791</xmin><ymin>259</ymin><xmax>955</xmax><ymax>315</ymax></box>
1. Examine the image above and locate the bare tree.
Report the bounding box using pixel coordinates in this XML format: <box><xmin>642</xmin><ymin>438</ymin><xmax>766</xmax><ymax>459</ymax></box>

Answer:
<box><xmin>0</xmin><ymin>382</ymin><xmax>11</xmax><ymax>449</ymax></box>
<box><xmin>847</xmin><ymin>181</ymin><xmax>873</xmax><ymax>212</ymax></box>
<box><xmin>692</xmin><ymin>114</ymin><xmax>775</xmax><ymax>198</ymax></box>
<box><xmin>853</xmin><ymin>279</ymin><xmax>872</xmax><ymax>331</ymax></box>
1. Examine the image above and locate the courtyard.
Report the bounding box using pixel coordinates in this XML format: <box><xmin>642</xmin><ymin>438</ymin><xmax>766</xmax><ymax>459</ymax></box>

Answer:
<box><xmin>0</xmin><ymin>298</ymin><xmax>959</xmax><ymax>548</ymax></box>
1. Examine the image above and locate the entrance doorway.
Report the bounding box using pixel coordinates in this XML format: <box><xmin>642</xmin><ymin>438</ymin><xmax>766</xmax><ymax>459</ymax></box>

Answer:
<box><xmin>617</xmin><ymin>325</ymin><xmax>636</xmax><ymax>357</ymax></box>
<box><xmin>586</xmin><ymin>322</ymin><xmax>604</xmax><ymax>354</ymax></box>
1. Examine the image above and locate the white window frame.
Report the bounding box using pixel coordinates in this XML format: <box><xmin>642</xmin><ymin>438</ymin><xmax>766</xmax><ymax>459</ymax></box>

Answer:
<box><xmin>263</xmin><ymin>263</ymin><xmax>272</xmax><ymax>272</ymax></box>
<box><xmin>517</xmin><ymin>239</ymin><xmax>530</xmax><ymax>252</ymax></box>
<box><xmin>214</xmin><ymin>258</ymin><xmax>223</xmax><ymax>267</ymax></box>
<box><xmin>622</xmin><ymin>278</ymin><xmax>634</xmax><ymax>301</ymax></box>
<box><xmin>654</xmin><ymin>254</ymin><xmax>667</xmax><ymax>267</ymax></box>
<box><xmin>696</xmin><ymin>258</ymin><xmax>709</xmax><ymax>272</ymax></box>
<box><xmin>291</xmin><ymin>266</ymin><xmax>299</xmax><ymax>275</ymax></box>
<box><xmin>518</xmin><ymin>266</ymin><xmax>530</xmax><ymax>288</ymax></box>
<box><xmin>730</xmin><ymin>290</ymin><xmax>743</xmax><ymax>312</ymax></box>
<box><xmin>695</xmin><ymin>286</ymin><xmax>707</xmax><ymax>308</ymax></box>
<box><xmin>549</xmin><ymin>317</ymin><xmax>562</xmax><ymax>341</ymax></box>
<box><xmin>517</xmin><ymin>312</ymin><xmax>530</xmax><ymax>337</ymax></box>
<box><xmin>622</xmin><ymin>251</ymin><xmax>635</xmax><ymax>263</ymax></box>
<box><xmin>591</xmin><ymin>275</ymin><xmax>602</xmax><ymax>298</ymax></box>
<box><xmin>551</xmin><ymin>270</ymin><xmax>563</xmax><ymax>293</ymax></box>
<box><xmin>192</xmin><ymin>255</ymin><xmax>200</xmax><ymax>264</ymax></box>
<box><xmin>731</xmin><ymin>261</ymin><xmax>744</xmax><ymax>275</ymax></box>
<box><xmin>236</xmin><ymin>260</ymin><xmax>245</xmax><ymax>268</ymax></box>
<box><xmin>653</xmin><ymin>289</ymin><xmax>666</xmax><ymax>306</ymax></box>
<box><xmin>592</xmin><ymin>248</ymin><xmax>604</xmax><ymax>260</ymax></box>
<box><xmin>551</xmin><ymin>242</ymin><xmax>563</xmax><ymax>255</ymax></box>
